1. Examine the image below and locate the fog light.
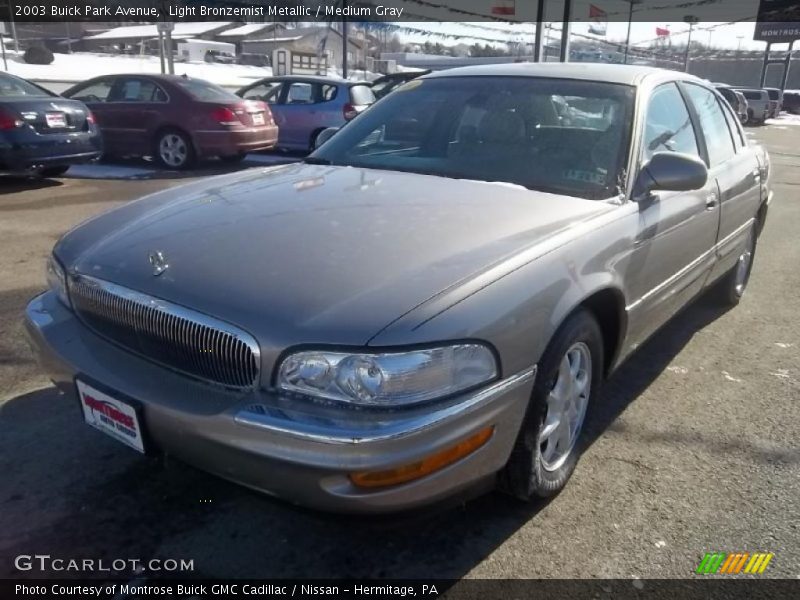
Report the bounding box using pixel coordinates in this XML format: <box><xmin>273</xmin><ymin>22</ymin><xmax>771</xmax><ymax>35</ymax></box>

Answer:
<box><xmin>349</xmin><ymin>426</ymin><xmax>494</xmax><ymax>489</ymax></box>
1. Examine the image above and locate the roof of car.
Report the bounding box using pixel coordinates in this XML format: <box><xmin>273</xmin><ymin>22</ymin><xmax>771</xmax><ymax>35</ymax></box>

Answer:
<box><xmin>253</xmin><ymin>75</ymin><xmax>370</xmax><ymax>86</ymax></box>
<box><xmin>423</xmin><ymin>62</ymin><xmax>703</xmax><ymax>86</ymax></box>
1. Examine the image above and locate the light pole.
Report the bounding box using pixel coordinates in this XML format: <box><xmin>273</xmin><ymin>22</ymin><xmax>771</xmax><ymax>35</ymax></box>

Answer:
<box><xmin>7</xmin><ymin>0</ymin><xmax>19</xmax><ymax>53</ymax></box>
<box><xmin>683</xmin><ymin>15</ymin><xmax>699</xmax><ymax>72</ymax></box>
<box><xmin>623</xmin><ymin>0</ymin><xmax>641</xmax><ymax>65</ymax></box>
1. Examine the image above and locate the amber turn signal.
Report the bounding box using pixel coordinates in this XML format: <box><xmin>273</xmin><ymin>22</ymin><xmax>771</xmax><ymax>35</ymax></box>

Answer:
<box><xmin>349</xmin><ymin>426</ymin><xmax>494</xmax><ymax>489</ymax></box>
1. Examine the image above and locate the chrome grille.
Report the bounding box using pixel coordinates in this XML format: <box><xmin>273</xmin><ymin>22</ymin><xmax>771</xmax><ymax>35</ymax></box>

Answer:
<box><xmin>69</xmin><ymin>275</ymin><xmax>260</xmax><ymax>388</ymax></box>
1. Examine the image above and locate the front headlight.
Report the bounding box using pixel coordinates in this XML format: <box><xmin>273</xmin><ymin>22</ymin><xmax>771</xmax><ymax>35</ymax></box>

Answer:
<box><xmin>277</xmin><ymin>344</ymin><xmax>498</xmax><ymax>407</ymax></box>
<box><xmin>46</xmin><ymin>255</ymin><xmax>70</xmax><ymax>307</ymax></box>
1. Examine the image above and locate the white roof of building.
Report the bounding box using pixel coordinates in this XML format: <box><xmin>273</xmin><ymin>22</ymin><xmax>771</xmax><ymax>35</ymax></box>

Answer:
<box><xmin>176</xmin><ymin>39</ymin><xmax>235</xmax><ymax>49</ymax></box>
<box><xmin>84</xmin><ymin>22</ymin><xmax>233</xmax><ymax>41</ymax></box>
<box><xmin>218</xmin><ymin>23</ymin><xmax>276</xmax><ymax>37</ymax></box>
<box><xmin>243</xmin><ymin>36</ymin><xmax>304</xmax><ymax>44</ymax></box>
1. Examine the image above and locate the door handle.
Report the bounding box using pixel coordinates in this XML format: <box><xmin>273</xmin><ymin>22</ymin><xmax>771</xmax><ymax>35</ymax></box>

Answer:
<box><xmin>752</xmin><ymin>169</ymin><xmax>761</xmax><ymax>181</ymax></box>
<box><xmin>706</xmin><ymin>193</ymin><xmax>719</xmax><ymax>209</ymax></box>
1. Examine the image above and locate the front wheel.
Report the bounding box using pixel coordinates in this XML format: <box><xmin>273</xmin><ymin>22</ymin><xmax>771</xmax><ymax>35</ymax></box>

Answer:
<box><xmin>499</xmin><ymin>309</ymin><xmax>603</xmax><ymax>501</ymax></box>
<box><xmin>154</xmin><ymin>129</ymin><xmax>195</xmax><ymax>170</ymax></box>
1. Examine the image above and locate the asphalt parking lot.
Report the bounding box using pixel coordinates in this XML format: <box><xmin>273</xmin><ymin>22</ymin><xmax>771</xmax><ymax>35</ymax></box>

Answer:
<box><xmin>1</xmin><ymin>126</ymin><xmax>798</xmax><ymax>580</ymax></box>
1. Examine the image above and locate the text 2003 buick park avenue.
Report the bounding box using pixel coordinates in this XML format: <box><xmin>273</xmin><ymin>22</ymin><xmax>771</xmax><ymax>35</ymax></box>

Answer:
<box><xmin>26</xmin><ymin>64</ymin><xmax>771</xmax><ymax>512</ymax></box>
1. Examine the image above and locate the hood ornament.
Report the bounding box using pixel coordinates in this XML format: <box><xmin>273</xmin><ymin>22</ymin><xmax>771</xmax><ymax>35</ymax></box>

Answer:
<box><xmin>148</xmin><ymin>251</ymin><xmax>169</xmax><ymax>276</ymax></box>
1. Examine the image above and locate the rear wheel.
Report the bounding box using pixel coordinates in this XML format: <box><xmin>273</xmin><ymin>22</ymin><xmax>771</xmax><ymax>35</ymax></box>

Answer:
<box><xmin>499</xmin><ymin>309</ymin><xmax>603</xmax><ymax>501</ymax></box>
<box><xmin>309</xmin><ymin>129</ymin><xmax>324</xmax><ymax>153</ymax></box>
<box><xmin>713</xmin><ymin>223</ymin><xmax>757</xmax><ymax>306</ymax></box>
<box><xmin>39</xmin><ymin>166</ymin><xmax>69</xmax><ymax>178</ymax></box>
<box><xmin>154</xmin><ymin>129</ymin><xmax>195</xmax><ymax>170</ymax></box>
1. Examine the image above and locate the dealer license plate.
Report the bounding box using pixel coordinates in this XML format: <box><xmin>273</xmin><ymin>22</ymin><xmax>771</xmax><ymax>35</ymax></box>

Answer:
<box><xmin>45</xmin><ymin>112</ymin><xmax>67</xmax><ymax>128</ymax></box>
<box><xmin>77</xmin><ymin>379</ymin><xmax>145</xmax><ymax>453</ymax></box>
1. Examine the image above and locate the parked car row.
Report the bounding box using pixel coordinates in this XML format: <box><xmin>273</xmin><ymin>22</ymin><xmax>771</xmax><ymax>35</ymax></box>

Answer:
<box><xmin>0</xmin><ymin>69</ymin><xmax>386</xmax><ymax>176</ymax></box>
<box><xmin>2</xmin><ymin>65</ymin><xmax>789</xmax><ymax>180</ymax></box>
<box><xmin>715</xmin><ymin>82</ymin><xmax>788</xmax><ymax>125</ymax></box>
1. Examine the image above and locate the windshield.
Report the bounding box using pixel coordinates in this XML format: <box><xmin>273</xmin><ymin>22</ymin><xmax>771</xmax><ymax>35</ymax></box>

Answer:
<box><xmin>0</xmin><ymin>73</ymin><xmax>54</xmax><ymax>98</ymax></box>
<box><xmin>174</xmin><ymin>78</ymin><xmax>240</xmax><ymax>102</ymax></box>
<box><xmin>311</xmin><ymin>76</ymin><xmax>634</xmax><ymax>200</ymax></box>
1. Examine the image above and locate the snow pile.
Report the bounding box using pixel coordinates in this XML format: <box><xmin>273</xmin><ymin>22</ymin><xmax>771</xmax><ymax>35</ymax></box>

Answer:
<box><xmin>768</xmin><ymin>113</ymin><xmax>800</xmax><ymax>126</ymax></box>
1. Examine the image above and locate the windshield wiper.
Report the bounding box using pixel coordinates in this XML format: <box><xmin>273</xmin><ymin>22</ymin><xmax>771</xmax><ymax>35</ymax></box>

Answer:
<box><xmin>304</xmin><ymin>156</ymin><xmax>332</xmax><ymax>165</ymax></box>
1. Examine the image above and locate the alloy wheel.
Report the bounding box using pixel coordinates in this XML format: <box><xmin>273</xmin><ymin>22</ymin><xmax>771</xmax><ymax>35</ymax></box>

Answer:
<box><xmin>734</xmin><ymin>229</ymin><xmax>755</xmax><ymax>296</ymax></box>
<box><xmin>159</xmin><ymin>134</ymin><xmax>188</xmax><ymax>168</ymax></box>
<box><xmin>539</xmin><ymin>341</ymin><xmax>592</xmax><ymax>472</ymax></box>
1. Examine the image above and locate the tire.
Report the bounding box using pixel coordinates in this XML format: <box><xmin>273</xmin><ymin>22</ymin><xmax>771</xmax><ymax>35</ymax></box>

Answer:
<box><xmin>39</xmin><ymin>166</ymin><xmax>69</xmax><ymax>178</ymax></box>
<box><xmin>220</xmin><ymin>152</ymin><xmax>247</xmax><ymax>163</ymax></box>
<box><xmin>154</xmin><ymin>129</ymin><xmax>195</xmax><ymax>170</ymax></box>
<box><xmin>499</xmin><ymin>309</ymin><xmax>604</xmax><ymax>501</ymax></box>
<box><xmin>713</xmin><ymin>223</ymin><xmax>757</xmax><ymax>307</ymax></box>
<box><xmin>309</xmin><ymin>129</ymin><xmax>325</xmax><ymax>153</ymax></box>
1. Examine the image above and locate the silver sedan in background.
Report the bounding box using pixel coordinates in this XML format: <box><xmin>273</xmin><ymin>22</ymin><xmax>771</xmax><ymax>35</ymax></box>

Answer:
<box><xmin>26</xmin><ymin>64</ymin><xmax>770</xmax><ymax>513</ymax></box>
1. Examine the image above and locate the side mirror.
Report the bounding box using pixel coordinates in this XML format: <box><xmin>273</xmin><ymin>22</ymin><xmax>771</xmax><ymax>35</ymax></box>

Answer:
<box><xmin>632</xmin><ymin>151</ymin><xmax>708</xmax><ymax>200</ymax></box>
<box><xmin>314</xmin><ymin>127</ymin><xmax>339</xmax><ymax>149</ymax></box>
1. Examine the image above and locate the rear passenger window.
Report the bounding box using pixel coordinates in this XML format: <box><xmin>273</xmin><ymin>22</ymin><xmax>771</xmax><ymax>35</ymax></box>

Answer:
<box><xmin>718</xmin><ymin>93</ymin><xmax>745</xmax><ymax>148</ymax></box>
<box><xmin>69</xmin><ymin>79</ymin><xmax>114</xmax><ymax>103</ymax></box>
<box><xmin>286</xmin><ymin>83</ymin><xmax>314</xmax><ymax>104</ymax></box>
<box><xmin>643</xmin><ymin>83</ymin><xmax>700</xmax><ymax>161</ymax></box>
<box><xmin>683</xmin><ymin>83</ymin><xmax>736</xmax><ymax>167</ymax></box>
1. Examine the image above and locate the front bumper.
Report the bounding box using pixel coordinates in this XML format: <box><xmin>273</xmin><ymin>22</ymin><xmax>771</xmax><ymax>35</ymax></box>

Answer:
<box><xmin>25</xmin><ymin>291</ymin><xmax>535</xmax><ymax>513</ymax></box>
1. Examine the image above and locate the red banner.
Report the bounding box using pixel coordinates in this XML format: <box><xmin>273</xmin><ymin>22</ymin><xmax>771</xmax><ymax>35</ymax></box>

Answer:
<box><xmin>491</xmin><ymin>0</ymin><xmax>515</xmax><ymax>16</ymax></box>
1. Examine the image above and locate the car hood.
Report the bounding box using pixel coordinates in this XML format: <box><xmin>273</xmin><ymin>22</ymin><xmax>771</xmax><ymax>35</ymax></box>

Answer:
<box><xmin>58</xmin><ymin>163</ymin><xmax>612</xmax><ymax>361</ymax></box>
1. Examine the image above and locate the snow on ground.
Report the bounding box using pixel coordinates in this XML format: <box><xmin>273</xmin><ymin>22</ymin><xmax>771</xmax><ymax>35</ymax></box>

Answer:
<box><xmin>766</xmin><ymin>113</ymin><xmax>800</xmax><ymax>126</ymax></box>
<box><xmin>6</xmin><ymin>51</ymin><xmax>272</xmax><ymax>88</ymax></box>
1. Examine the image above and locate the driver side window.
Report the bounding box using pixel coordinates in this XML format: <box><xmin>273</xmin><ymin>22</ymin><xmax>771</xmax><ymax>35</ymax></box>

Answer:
<box><xmin>243</xmin><ymin>82</ymin><xmax>282</xmax><ymax>103</ymax></box>
<box><xmin>643</xmin><ymin>83</ymin><xmax>700</xmax><ymax>162</ymax></box>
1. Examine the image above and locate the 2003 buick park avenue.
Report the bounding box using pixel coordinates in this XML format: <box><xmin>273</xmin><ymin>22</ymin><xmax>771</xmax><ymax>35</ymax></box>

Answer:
<box><xmin>26</xmin><ymin>64</ymin><xmax>771</xmax><ymax>512</ymax></box>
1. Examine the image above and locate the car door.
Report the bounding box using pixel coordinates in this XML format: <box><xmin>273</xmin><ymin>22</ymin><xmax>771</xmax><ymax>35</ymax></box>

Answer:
<box><xmin>104</xmin><ymin>77</ymin><xmax>169</xmax><ymax>156</ymax></box>
<box><xmin>624</xmin><ymin>82</ymin><xmax>721</xmax><ymax>348</ymax></box>
<box><xmin>275</xmin><ymin>81</ymin><xmax>321</xmax><ymax>149</ymax></box>
<box><xmin>680</xmin><ymin>82</ymin><xmax>762</xmax><ymax>282</ymax></box>
<box><xmin>63</xmin><ymin>77</ymin><xmax>118</xmax><ymax>151</ymax></box>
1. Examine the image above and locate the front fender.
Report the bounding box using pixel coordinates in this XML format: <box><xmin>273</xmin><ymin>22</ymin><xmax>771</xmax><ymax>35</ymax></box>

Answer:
<box><xmin>368</xmin><ymin>212</ymin><xmax>632</xmax><ymax>378</ymax></box>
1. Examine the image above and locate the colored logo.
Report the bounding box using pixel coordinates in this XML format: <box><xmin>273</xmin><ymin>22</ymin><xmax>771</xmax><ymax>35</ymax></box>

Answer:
<box><xmin>696</xmin><ymin>552</ymin><xmax>774</xmax><ymax>574</ymax></box>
